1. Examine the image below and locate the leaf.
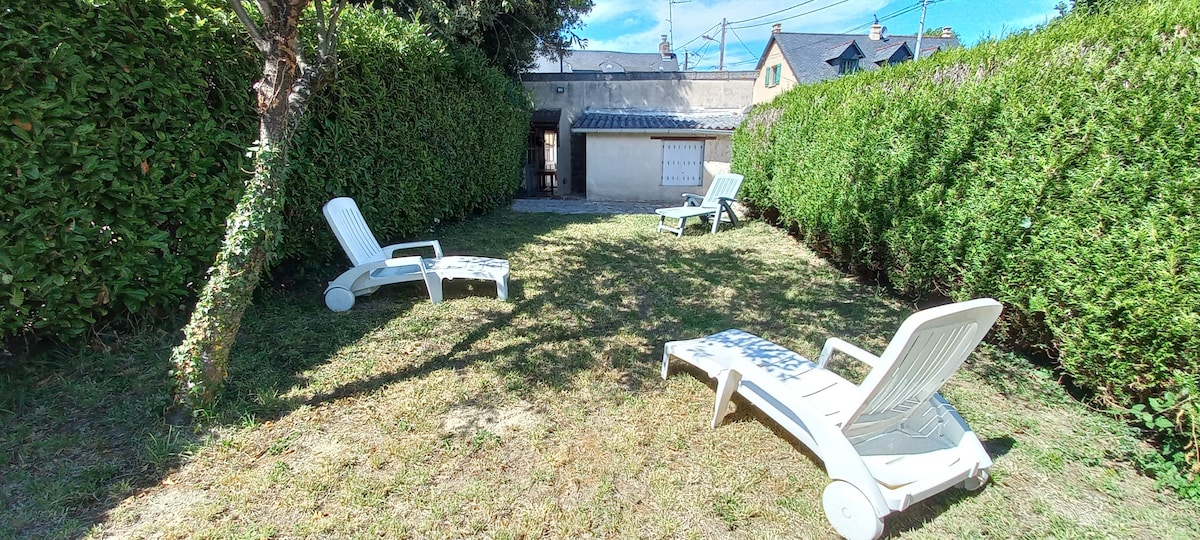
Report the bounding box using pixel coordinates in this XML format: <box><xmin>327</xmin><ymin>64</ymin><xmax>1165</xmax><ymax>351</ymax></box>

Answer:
<box><xmin>11</xmin><ymin>118</ymin><xmax>32</xmax><ymax>131</ymax></box>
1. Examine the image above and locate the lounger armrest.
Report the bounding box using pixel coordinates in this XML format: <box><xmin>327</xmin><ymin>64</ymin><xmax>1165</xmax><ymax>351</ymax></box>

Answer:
<box><xmin>381</xmin><ymin>240</ymin><xmax>444</xmax><ymax>259</ymax></box>
<box><xmin>681</xmin><ymin>193</ymin><xmax>704</xmax><ymax>206</ymax></box>
<box><xmin>717</xmin><ymin>196</ymin><xmax>738</xmax><ymax>204</ymax></box>
<box><xmin>818</xmin><ymin>337</ymin><xmax>882</xmax><ymax>369</ymax></box>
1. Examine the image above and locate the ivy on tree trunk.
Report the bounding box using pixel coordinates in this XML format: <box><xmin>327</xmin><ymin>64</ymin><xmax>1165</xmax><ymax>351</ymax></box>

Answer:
<box><xmin>169</xmin><ymin>0</ymin><xmax>343</xmax><ymax>422</ymax></box>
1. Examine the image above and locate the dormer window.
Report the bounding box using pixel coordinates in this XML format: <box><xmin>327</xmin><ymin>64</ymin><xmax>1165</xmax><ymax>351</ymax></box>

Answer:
<box><xmin>825</xmin><ymin>41</ymin><xmax>865</xmax><ymax>76</ymax></box>
<box><xmin>874</xmin><ymin>42</ymin><xmax>914</xmax><ymax>67</ymax></box>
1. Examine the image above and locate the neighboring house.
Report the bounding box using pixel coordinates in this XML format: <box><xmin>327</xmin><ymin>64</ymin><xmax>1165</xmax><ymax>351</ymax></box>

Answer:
<box><xmin>520</xmin><ymin>71</ymin><xmax>756</xmax><ymax>202</ymax></box>
<box><xmin>530</xmin><ymin>36</ymin><xmax>681</xmax><ymax>74</ymax></box>
<box><xmin>754</xmin><ymin>23</ymin><xmax>962</xmax><ymax>103</ymax></box>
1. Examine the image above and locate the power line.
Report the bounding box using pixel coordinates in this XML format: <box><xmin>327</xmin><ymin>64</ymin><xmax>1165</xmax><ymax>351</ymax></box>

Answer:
<box><xmin>730</xmin><ymin>0</ymin><xmax>855</xmax><ymax>30</ymax></box>
<box><xmin>728</xmin><ymin>27</ymin><xmax>761</xmax><ymax>59</ymax></box>
<box><xmin>677</xmin><ymin>21</ymin><xmax>722</xmax><ymax>50</ymax></box>
<box><xmin>692</xmin><ymin>0</ymin><xmax>944</xmax><ymax>71</ymax></box>
<box><xmin>727</xmin><ymin>0</ymin><xmax>821</xmax><ymax>26</ymax></box>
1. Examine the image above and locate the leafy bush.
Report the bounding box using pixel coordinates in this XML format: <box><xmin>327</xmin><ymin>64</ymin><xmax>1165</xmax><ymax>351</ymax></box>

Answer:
<box><xmin>733</xmin><ymin>0</ymin><xmax>1200</xmax><ymax>492</ymax></box>
<box><xmin>1</xmin><ymin>1</ymin><xmax>529</xmax><ymax>346</ymax></box>
<box><xmin>0</xmin><ymin>0</ymin><xmax>256</xmax><ymax>341</ymax></box>
<box><xmin>282</xmin><ymin>9</ymin><xmax>530</xmax><ymax>269</ymax></box>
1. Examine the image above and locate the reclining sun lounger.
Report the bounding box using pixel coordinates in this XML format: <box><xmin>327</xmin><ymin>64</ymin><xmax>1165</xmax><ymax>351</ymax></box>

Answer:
<box><xmin>654</xmin><ymin>172</ymin><xmax>743</xmax><ymax>237</ymax></box>
<box><xmin>322</xmin><ymin>197</ymin><xmax>509</xmax><ymax>311</ymax></box>
<box><xmin>661</xmin><ymin>298</ymin><xmax>1003</xmax><ymax>539</ymax></box>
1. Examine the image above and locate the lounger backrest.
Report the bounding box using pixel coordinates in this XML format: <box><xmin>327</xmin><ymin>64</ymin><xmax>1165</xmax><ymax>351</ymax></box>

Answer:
<box><xmin>700</xmin><ymin>173</ymin><xmax>744</xmax><ymax>208</ymax></box>
<box><xmin>842</xmin><ymin>298</ymin><xmax>1002</xmax><ymax>439</ymax></box>
<box><xmin>323</xmin><ymin>197</ymin><xmax>385</xmax><ymax>267</ymax></box>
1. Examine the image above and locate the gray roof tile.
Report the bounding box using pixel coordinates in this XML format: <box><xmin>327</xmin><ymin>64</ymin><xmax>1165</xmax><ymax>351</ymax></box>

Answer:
<box><xmin>572</xmin><ymin>111</ymin><xmax>744</xmax><ymax>132</ymax></box>
<box><xmin>760</xmin><ymin>33</ymin><xmax>961</xmax><ymax>84</ymax></box>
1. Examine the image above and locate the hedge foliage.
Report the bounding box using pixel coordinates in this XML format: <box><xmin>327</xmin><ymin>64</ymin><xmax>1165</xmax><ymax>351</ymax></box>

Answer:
<box><xmin>1</xmin><ymin>1</ymin><xmax>529</xmax><ymax>345</ymax></box>
<box><xmin>733</xmin><ymin>0</ymin><xmax>1199</xmax><ymax>490</ymax></box>
<box><xmin>282</xmin><ymin>9</ymin><xmax>529</xmax><ymax>269</ymax></box>
<box><xmin>1</xmin><ymin>0</ymin><xmax>257</xmax><ymax>340</ymax></box>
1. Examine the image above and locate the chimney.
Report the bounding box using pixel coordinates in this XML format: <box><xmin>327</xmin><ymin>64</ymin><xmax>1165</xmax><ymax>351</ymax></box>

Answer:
<box><xmin>941</xmin><ymin>26</ymin><xmax>954</xmax><ymax>38</ymax></box>
<box><xmin>771</xmin><ymin>23</ymin><xmax>782</xmax><ymax>34</ymax></box>
<box><xmin>659</xmin><ymin>34</ymin><xmax>671</xmax><ymax>56</ymax></box>
<box><xmin>869</xmin><ymin>22</ymin><xmax>883</xmax><ymax>40</ymax></box>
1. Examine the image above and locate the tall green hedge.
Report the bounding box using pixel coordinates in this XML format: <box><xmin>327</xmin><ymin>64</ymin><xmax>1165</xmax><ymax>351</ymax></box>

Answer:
<box><xmin>1</xmin><ymin>0</ymin><xmax>257</xmax><ymax>340</ymax></box>
<box><xmin>733</xmin><ymin>0</ymin><xmax>1199</xmax><ymax>492</ymax></box>
<box><xmin>282</xmin><ymin>9</ymin><xmax>530</xmax><ymax>268</ymax></box>
<box><xmin>1</xmin><ymin>1</ymin><xmax>529</xmax><ymax>346</ymax></box>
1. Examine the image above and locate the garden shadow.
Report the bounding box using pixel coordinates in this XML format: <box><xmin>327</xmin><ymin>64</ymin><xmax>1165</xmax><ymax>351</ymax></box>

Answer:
<box><xmin>0</xmin><ymin>208</ymin><xmax>919</xmax><ymax>538</ymax></box>
<box><xmin>275</xmin><ymin>212</ymin><xmax>910</xmax><ymax>413</ymax></box>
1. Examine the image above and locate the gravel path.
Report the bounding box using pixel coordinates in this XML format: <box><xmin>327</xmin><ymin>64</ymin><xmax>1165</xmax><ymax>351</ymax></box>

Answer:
<box><xmin>511</xmin><ymin>198</ymin><xmax>662</xmax><ymax>215</ymax></box>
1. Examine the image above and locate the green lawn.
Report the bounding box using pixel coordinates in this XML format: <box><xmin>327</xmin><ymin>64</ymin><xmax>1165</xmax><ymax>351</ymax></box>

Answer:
<box><xmin>3</xmin><ymin>209</ymin><xmax>1198</xmax><ymax>538</ymax></box>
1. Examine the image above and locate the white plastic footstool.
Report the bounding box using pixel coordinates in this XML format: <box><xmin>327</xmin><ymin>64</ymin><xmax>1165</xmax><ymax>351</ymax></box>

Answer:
<box><xmin>424</xmin><ymin>256</ymin><xmax>510</xmax><ymax>303</ymax></box>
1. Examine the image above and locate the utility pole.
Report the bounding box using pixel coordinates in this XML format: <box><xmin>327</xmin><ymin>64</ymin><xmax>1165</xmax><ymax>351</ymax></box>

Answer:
<box><xmin>719</xmin><ymin>18</ymin><xmax>727</xmax><ymax>71</ymax></box>
<box><xmin>703</xmin><ymin>18</ymin><xmax>727</xmax><ymax>71</ymax></box>
<box><xmin>914</xmin><ymin>0</ymin><xmax>929</xmax><ymax>60</ymax></box>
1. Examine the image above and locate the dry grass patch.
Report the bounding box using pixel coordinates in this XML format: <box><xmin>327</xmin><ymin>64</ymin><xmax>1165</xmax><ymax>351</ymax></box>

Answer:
<box><xmin>3</xmin><ymin>210</ymin><xmax>1199</xmax><ymax>538</ymax></box>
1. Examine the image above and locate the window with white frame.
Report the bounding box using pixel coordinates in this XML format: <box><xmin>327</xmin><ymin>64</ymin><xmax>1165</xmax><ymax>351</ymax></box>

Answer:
<box><xmin>765</xmin><ymin>63</ymin><xmax>782</xmax><ymax>87</ymax></box>
<box><xmin>839</xmin><ymin>58</ymin><xmax>860</xmax><ymax>75</ymax></box>
<box><xmin>661</xmin><ymin>140</ymin><xmax>704</xmax><ymax>186</ymax></box>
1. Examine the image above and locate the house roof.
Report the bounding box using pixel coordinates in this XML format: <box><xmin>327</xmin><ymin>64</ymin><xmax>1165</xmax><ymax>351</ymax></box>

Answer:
<box><xmin>528</xmin><ymin>50</ymin><xmax>680</xmax><ymax>74</ymax></box>
<box><xmin>873</xmin><ymin>41</ymin><xmax>914</xmax><ymax>64</ymax></box>
<box><xmin>571</xmin><ymin>110</ymin><xmax>744</xmax><ymax>133</ymax></box>
<box><xmin>757</xmin><ymin>32</ymin><xmax>961</xmax><ymax>83</ymax></box>
<box><xmin>824</xmin><ymin>40</ymin><xmax>865</xmax><ymax>62</ymax></box>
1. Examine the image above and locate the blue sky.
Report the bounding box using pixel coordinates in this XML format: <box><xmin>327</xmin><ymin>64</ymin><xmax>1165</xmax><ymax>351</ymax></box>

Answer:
<box><xmin>578</xmin><ymin>0</ymin><xmax>1063</xmax><ymax>71</ymax></box>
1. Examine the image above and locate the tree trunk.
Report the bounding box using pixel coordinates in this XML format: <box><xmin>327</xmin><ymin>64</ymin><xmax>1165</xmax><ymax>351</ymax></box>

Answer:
<box><xmin>169</xmin><ymin>0</ymin><xmax>310</xmax><ymax>422</ymax></box>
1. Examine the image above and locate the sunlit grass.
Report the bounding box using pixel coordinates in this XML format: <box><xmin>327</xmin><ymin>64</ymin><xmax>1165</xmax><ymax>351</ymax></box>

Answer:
<box><xmin>2</xmin><ymin>209</ymin><xmax>1198</xmax><ymax>538</ymax></box>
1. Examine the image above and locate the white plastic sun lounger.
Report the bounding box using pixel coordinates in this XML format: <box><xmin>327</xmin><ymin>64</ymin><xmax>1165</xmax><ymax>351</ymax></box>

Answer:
<box><xmin>661</xmin><ymin>298</ymin><xmax>1003</xmax><ymax>539</ymax></box>
<box><xmin>322</xmin><ymin>197</ymin><xmax>509</xmax><ymax>311</ymax></box>
<box><xmin>655</xmin><ymin>172</ymin><xmax>743</xmax><ymax>237</ymax></box>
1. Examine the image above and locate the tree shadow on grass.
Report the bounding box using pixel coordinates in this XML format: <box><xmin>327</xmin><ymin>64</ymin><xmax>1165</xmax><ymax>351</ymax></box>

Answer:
<box><xmin>0</xmin><ymin>209</ymin><xmax>923</xmax><ymax>538</ymax></box>
<box><xmin>266</xmin><ymin>214</ymin><xmax>910</xmax><ymax>414</ymax></box>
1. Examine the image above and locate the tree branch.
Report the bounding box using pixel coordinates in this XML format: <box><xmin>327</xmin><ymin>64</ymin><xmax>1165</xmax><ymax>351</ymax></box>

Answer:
<box><xmin>228</xmin><ymin>0</ymin><xmax>269</xmax><ymax>52</ymax></box>
<box><xmin>286</xmin><ymin>0</ymin><xmax>346</xmax><ymax>137</ymax></box>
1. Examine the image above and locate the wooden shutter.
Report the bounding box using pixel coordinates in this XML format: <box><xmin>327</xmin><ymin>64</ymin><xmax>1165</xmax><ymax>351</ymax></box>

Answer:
<box><xmin>662</xmin><ymin>140</ymin><xmax>704</xmax><ymax>186</ymax></box>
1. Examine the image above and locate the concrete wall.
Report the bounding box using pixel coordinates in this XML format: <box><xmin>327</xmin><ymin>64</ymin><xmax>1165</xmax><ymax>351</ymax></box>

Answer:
<box><xmin>521</xmin><ymin>71</ymin><xmax>755</xmax><ymax>197</ymax></box>
<box><xmin>752</xmin><ymin>41</ymin><xmax>798</xmax><ymax>104</ymax></box>
<box><xmin>584</xmin><ymin>133</ymin><xmax>732</xmax><ymax>202</ymax></box>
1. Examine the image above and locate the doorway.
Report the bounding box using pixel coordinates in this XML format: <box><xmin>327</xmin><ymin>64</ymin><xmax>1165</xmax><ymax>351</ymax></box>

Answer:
<box><xmin>527</xmin><ymin>109</ymin><xmax>561</xmax><ymax>197</ymax></box>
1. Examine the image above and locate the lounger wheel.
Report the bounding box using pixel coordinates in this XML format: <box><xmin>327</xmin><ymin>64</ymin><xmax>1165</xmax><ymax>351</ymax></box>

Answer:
<box><xmin>325</xmin><ymin>286</ymin><xmax>355</xmax><ymax>312</ymax></box>
<box><xmin>959</xmin><ymin>469</ymin><xmax>989</xmax><ymax>491</ymax></box>
<box><xmin>822</xmin><ymin>480</ymin><xmax>884</xmax><ymax>540</ymax></box>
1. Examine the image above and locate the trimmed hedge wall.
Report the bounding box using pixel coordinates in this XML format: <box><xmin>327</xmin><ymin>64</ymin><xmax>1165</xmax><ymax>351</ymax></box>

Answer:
<box><xmin>1</xmin><ymin>0</ymin><xmax>257</xmax><ymax>339</ymax></box>
<box><xmin>1</xmin><ymin>1</ymin><xmax>529</xmax><ymax>345</ymax></box>
<box><xmin>733</xmin><ymin>0</ymin><xmax>1199</xmax><ymax>492</ymax></box>
<box><xmin>282</xmin><ymin>9</ymin><xmax>529</xmax><ymax>269</ymax></box>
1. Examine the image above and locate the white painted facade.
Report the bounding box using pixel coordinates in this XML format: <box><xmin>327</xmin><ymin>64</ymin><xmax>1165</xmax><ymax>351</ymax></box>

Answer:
<box><xmin>521</xmin><ymin>71</ymin><xmax>755</xmax><ymax>200</ymax></box>
<box><xmin>582</xmin><ymin>133</ymin><xmax>733</xmax><ymax>202</ymax></box>
<box><xmin>753</xmin><ymin>41</ymin><xmax>799</xmax><ymax>104</ymax></box>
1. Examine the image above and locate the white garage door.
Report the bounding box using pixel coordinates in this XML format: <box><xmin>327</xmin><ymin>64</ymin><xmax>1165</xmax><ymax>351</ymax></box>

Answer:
<box><xmin>661</xmin><ymin>140</ymin><xmax>704</xmax><ymax>186</ymax></box>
